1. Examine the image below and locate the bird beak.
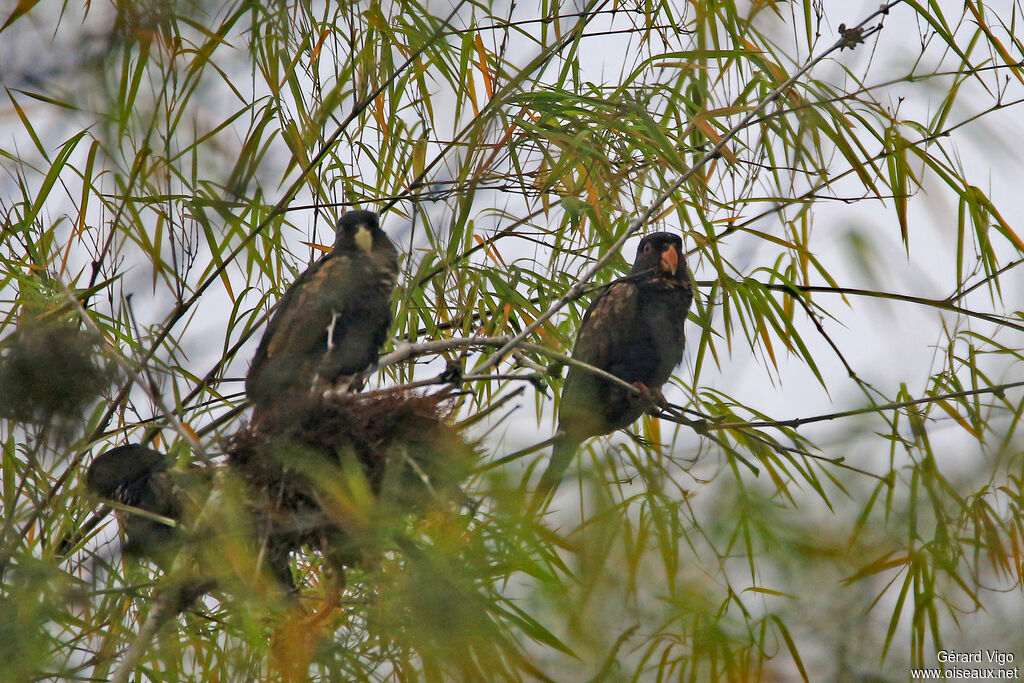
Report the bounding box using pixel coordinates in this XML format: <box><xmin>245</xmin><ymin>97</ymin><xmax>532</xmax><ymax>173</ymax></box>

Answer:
<box><xmin>660</xmin><ymin>245</ymin><xmax>679</xmax><ymax>276</ymax></box>
<box><xmin>354</xmin><ymin>225</ymin><xmax>373</xmax><ymax>252</ymax></box>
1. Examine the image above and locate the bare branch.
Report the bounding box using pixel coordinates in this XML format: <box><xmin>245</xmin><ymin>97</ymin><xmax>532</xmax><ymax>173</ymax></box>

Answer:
<box><xmin>377</xmin><ymin>335</ymin><xmax>647</xmax><ymax>394</ymax></box>
<box><xmin>110</xmin><ymin>590</ymin><xmax>175</xmax><ymax>683</ymax></box>
<box><xmin>752</xmin><ymin>282</ymin><xmax>1024</xmax><ymax>333</ymax></box>
<box><xmin>667</xmin><ymin>379</ymin><xmax>1024</xmax><ymax>432</ymax></box>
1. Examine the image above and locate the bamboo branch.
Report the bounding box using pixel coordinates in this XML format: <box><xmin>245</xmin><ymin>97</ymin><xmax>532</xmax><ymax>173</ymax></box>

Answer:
<box><xmin>752</xmin><ymin>281</ymin><xmax>1024</xmax><ymax>333</ymax></box>
<box><xmin>475</xmin><ymin>1</ymin><xmax>903</xmax><ymax>373</ymax></box>
<box><xmin>110</xmin><ymin>590</ymin><xmax>174</xmax><ymax>683</ymax></box>
<box><xmin>373</xmin><ymin>335</ymin><xmax>643</xmax><ymax>396</ymax></box>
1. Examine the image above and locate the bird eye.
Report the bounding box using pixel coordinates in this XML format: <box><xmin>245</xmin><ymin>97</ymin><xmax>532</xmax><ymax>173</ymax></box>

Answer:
<box><xmin>643</xmin><ymin>244</ymin><xmax>653</xmax><ymax>254</ymax></box>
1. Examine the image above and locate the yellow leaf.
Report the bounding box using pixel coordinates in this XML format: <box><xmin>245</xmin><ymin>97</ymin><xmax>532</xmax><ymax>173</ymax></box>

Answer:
<box><xmin>757</xmin><ymin>318</ymin><xmax>778</xmax><ymax>369</ymax></box>
<box><xmin>471</xmin><ymin>234</ymin><xmax>507</xmax><ymax>268</ymax></box>
<box><xmin>299</xmin><ymin>240</ymin><xmax>332</xmax><ymax>255</ymax></box>
<box><xmin>181</xmin><ymin>422</ymin><xmax>201</xmax><ymax>445</ymax></box>
<box><xmin>935</xmin><ymin>399</ymin><xmax>982</xmax><ymax>440</ymax></box>
<box><xmin>473</xmin><ymin>34</ymin><xmax>494</xmax><ymax>99</ymax></box>
<box><xmin>465</xmin><ymin>69</ymin><xmax>479</xmax><ymax>116</ymax></box>
<box><xmin>693</xmin><ymin>117</ymin><xmax>738</xmax><ymax>164</ymax></box>
<box><xmin>584</xmin><ymin>175</ymin><xmax>603</xmax><ymax>221</ymax></box>
<box><xmin>1</xmin><ymin>0</ymin><xmax>40</xmax><ymax>32</ymax></box>
<box><xmin>373</xmin><ymin>93</ymin><xmax>389</xmax><ymax>138</ymax></box>
<box><xmin>309</xmin><ymin>29</ymin><xmax>330</xmax><ymax>65</ymax></box>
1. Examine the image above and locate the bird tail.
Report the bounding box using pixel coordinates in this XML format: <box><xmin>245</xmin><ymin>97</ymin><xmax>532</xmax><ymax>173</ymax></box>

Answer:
<box><xmin>529</xmin><ymin>432</ymin><xmax>580</xmax><ymax>513</ymax></box>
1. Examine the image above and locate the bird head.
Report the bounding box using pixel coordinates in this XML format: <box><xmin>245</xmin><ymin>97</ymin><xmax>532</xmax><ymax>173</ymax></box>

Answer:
<box><xmin>86</xmin><ymin>444</ymin><xmax>169</xmax><ymax>500</ymax></box>
<box><xmin>631</xmin><ymin>232</ymin><xmax>686</xmax><ymax>280</ymax></box>
<box><xmin>334</xmin><ymin>210</ymin><xmax>384</xmax><ymax>253</ymax></box>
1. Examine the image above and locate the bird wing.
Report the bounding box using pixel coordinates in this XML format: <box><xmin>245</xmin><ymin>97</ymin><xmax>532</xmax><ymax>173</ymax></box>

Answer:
<box><xmin>559</xmin><ymin>279</ymin><xmax>641</xmax><ymax>428</ymax></box>
<box><xmin>247</xmin><ymin>252</ymin><xmax>364</xmax><ymax>401</ymax></box>
<box><xmin>263</xmin><ymin>254</ymin><xmax>362</xmax><ymax>359</ymax></box>
<box><xmin>571</xmin><ymin>280</ymin><xmax>641</xmax><ymax>371</ymax></box>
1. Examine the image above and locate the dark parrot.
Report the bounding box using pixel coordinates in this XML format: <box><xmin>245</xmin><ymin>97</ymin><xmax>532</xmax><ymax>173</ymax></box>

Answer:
<box><xmin>86</xmin><ymin>445</ymin><xmax>221</xmax><ymax>607</ymax></box>
<box><xmin>246</xmin><ymin>210</ymin><xmax>399</xmax><ymax>416</ymax></box>
<box><xmin>535</xmin><ymin>232</ymin><xmax>693</xmax><ymax>506</ymax></box>
<box><xmin>87</xmin><ymin>445</ymin><xmax>296</xmax><ymax>592</ymax></box>
<box><xmin>86</xmin><ymin>444</ymin><xmax>182</xmax><ymax>560</ymax></box>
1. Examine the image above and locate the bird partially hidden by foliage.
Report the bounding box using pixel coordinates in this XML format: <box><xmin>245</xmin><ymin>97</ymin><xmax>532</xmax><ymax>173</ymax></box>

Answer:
<box><xmin>85</xmin><ymin>444</ymin><xmax>192</xmax><ymax>563</ymax></box>
<box><xmin>84</xmin><ymin>389</ymin><xmax>477</xmax><ymax>597</ymax></box>
<box><xmin>535</xmin><ymin>232</ymin><xmax>693</xmax><ymax>507</ymax></box>
<box><xmin>86</xmin><ymin>445</ymin><xmax>216</xmax><ymax>611</ymax></box>
<box><xmin>246</xmin><ymin>210</ymin><xmax>399</xmax><ymax>424</ymax></box>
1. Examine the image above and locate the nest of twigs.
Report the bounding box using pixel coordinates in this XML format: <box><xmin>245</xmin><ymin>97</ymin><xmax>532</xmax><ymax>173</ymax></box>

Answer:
<box><xmin>225</xmin><ymin>389</ymin><xmax>477</xmax><ymax>583</ymax></box>
<box><xmin>0</xmin><ymin>320</ymin><xmax>116</xmax><ymax>425</ymax></box>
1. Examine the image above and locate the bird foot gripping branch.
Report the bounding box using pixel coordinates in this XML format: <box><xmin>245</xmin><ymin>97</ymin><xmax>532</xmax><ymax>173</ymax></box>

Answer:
<box><xmin>628</xmin><ymin>381</ymin><xmax>669</xmax><ymax>413</ymax></box>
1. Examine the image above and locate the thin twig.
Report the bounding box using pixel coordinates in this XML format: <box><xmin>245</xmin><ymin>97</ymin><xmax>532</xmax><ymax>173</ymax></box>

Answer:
<box><xmin>675</xmin><ymin>379</ymin><xmax>1024</xmax><ymax>431</ymax></box>
<box><xmin>950</xmin><ymin>257</ymin><xmax>1024</xmax><ymax>301</ymax></box>
<box><xmin>751</xmin><ymin>281</ymin><xmax>1024</xmax><ymax>333</ymax></box>
<box><xmin>110</xmin><ymin>590</ymin><xmax>175</xmax><ymax>683</ymax></box>
<box><xmin>786</xmin><ymin>287</ymin><xmax>860</xmax><ymax>380</ymax></box>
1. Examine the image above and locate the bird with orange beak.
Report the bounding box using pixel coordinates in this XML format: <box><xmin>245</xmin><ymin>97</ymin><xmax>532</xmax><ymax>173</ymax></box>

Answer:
<box><xmin>535</xmin><ymin>232</ymin><xmax>692</xmax><ymax>506</ymax></box>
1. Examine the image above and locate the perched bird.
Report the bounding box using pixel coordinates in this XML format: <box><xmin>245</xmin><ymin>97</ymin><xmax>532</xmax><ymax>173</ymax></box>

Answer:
<box><xmin>246</xmin><ymin>210</ymin><xmax>399</xmax><ymax>417</ymax></box>
<box><xmin>86</xmin><ymin>444</ymin><xmax>181</xmax><ymax>560</ymax></box>
<box><xmin>535</xmin><ymin>232</ymin><xmax>693</xmax><ymax>506</ymax></box>
<box><xmin>86</xmin><ymin>445</ymin><xmax>218</xmax><ymax>609</ymax></box>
